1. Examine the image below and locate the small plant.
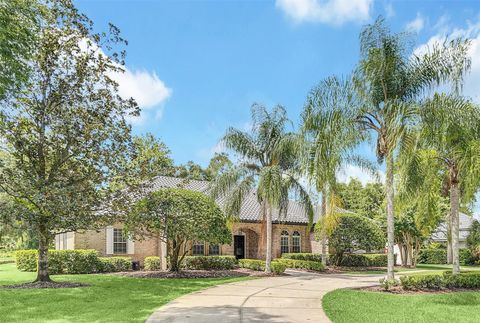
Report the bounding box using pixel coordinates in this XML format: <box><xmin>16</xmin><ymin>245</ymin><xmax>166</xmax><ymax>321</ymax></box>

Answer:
<box><xmin>379</xmin><ymin>277</ymin><xmax>399</xmax><ymax>290</ymax></box>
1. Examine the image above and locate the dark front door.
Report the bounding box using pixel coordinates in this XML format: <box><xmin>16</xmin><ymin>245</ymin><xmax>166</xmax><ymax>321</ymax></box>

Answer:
<box><xmin>234</xmin><ymin>235</ymin><xmax>245</xmax><ymax>259</ymax></box>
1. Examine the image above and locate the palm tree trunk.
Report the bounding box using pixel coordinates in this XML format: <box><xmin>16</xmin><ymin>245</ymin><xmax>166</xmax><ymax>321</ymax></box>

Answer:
<box><xmin>320</xmin><ymin>189</ymin><xmax>328</xmax><ymax>266</ymax></box>
<box><xmin>447</xmin><ymin>213</ymin><xmax>453</xmax><ymax>264</ymax></box>
<box><xmin>386</xmin><ymin>153</ymin><xmax>395</xmax><ymax>280</ymax></box>
<box><xmin>450</xmin><ymin>166</ymin><xmax>460</xmax><ymax>274</ymax></box>
<box><xmin>265</xmin><ymin>202</ymin><xmax>272</xmax><ymax>273</ymax></box>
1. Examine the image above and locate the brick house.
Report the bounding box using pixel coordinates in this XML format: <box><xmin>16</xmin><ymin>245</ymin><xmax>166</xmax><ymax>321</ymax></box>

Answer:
<box><xmin>55</xmin><ymin>176</ymin><xmax>321</xmax><ymax>268</ymax></box>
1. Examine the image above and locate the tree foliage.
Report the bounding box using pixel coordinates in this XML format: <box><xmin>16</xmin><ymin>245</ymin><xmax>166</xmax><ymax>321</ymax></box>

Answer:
<box><xmin>0</xmin><ymin>0</ymin><xmax>137</xmax><ymax>282</ymax></box>
<box><xmin>328</xmin><ymin>213</ymin><xmax>385</xmax><ymax>266</ymax></box>
<box><xmin>336</xmin><ymin>179</ymin><xmax>385</xmax><ymax>221</ymax></box>
<box><xmin>125</xmin><ymin>188</ymin><xmax>231</xmax><ymax>272</ymax></box>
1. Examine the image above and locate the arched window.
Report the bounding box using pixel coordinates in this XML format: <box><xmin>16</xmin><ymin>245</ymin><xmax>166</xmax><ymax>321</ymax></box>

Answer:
<box><xmin>280</xmin><ymin>230</ymin><xmax>289</xmax><ymax>254</ymax></box>
<box><xmin>292</xmin><ymin>231</ymin><xmax>301</xmax><ymax>253</ymax></box>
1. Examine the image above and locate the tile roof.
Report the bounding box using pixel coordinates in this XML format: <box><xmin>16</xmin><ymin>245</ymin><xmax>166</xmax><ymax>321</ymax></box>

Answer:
<box><xmin>146</xmin><ymin>176</ymin><xmax>314</xmax><ymax>224</ymax></box>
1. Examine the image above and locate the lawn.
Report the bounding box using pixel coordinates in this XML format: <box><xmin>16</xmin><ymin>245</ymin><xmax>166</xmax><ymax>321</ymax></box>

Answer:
<box><xmin>0</xmin><ymin>263</ymin><xmax>251</xmax><ymax>322</ymax></box>
<box><xmin>323</xmin><ymin>288</ymin><xmax>480</xmax><ymax>323</ymax></box>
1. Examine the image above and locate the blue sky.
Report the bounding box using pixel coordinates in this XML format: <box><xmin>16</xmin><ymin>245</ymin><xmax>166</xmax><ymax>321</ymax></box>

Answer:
<box><xmin>76</xmin><ymin>0</ymin><xmax>480</xmax><ymax>187</ymax></box>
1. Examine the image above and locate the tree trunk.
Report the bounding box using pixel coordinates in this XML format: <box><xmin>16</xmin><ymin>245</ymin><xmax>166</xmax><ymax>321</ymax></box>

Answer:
<box><xmin>385</xmin><ymin>153</ymin><xmax>395</xmax><ymax>280</ymax></box>
<box><xmin>265</xmin><ymin>203</ymin><xmax>272</xmax><ymax>273</ymax></box>
<box><xmin>450</xmin><ymin>166</ymin><xmax>460</xmax><ymax>275</ymax></box>
<box><xmin>320</xmin><ymin>189</ymin><xmax>328</xmax><ymax>266</ymax></box>
<box><xmin>447</xmin><ymin>213</ymin><xmax>453</xmax><ymax>264</ymax></box>
<box><xmin>35</xmin><ymin>224</ymin><xmax>51</xmax><ymax>282</ymax></box>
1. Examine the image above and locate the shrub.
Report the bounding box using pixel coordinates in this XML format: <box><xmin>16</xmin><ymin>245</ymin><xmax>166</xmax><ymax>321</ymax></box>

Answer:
<box><xmin>443</xmin><ymin>271</ymin><xmax>480</xmax><ymax>288</ymax></box>
<box><xmin>97</xmin><ymin>257</ymin><xmax>131</xmax><ymax>272</ymax></box>
<box><xmin>417</xmin><ymin>249</ymin><xmax>447</xmax><ymax>264</ymax></box>
<box><xmin>183</xmin><ymin>256</ymin><xmax>237</xmax><ymax>270</ymax></box>
<box><xmin>400</xmin><ymin>274</ymin><xmax>444</xmax><ymax>290</ymax></box>
<box><xmin>277</xmin><ymin>259</ymin><xmax>325</xmax><ymax>271</ymax></box>
<box><xmin>379</xmin><ymin>278</ymin><xmax>399</xmax><ymax>290</ymax></box>
<box><xmin>238</xmin><ymin>259</ymin><xmax>286</xmax><ymax>274</ymax></box>
<box><xmin>281</xmin><ymin>253</ymin><xmax>322</xmax><ymax>262</ymax></box>
<box><xmin>15</xmin><ymin>250</ymin><xmax>37</xmax><ymax>271</ymax></box>
<box><xmin>459</xmin><ymin>248</ymin><xmax>476</xmax><ymax>265</ymax></box>
<box><xmin>16</xmin><ymin>249</ymin><xmax>100</xmax><ymax>274</ymax></box>
<box><xmin>328</xmin><ymin>214</ymin><xmax>385</xmax><ymax>265</ymax></box>
<box><xmin>144</xmin><ymin>256</ymin><xmax>162</xmax><ymax>271</ymax></box>
<box><xmin>339</xmin><ymin>253</ymin><xmax>390</xmax><ymax>267</ymax></box>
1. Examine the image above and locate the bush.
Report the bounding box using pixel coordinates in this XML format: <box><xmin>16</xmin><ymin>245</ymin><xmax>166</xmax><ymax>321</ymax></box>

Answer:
<box><xmin>238</xmin><ymin>259</ymin><xmax>286</xmax><ymax>274</ymax></box>
<box><xmin>97</xmin><ymin>257</ymin><xmax>131</xmax><ymax>272</ymax></box>
<box><xmin>328</xmin><ymin>214</ymin><xmax>385</xmax><ymax>265</ymax></box>
<box><xmin>400</xmin><ymin>274</ymin><xmax>444</xmax><ymax>290</ymax></box>
<box><xmin>281</xmin><ymin>253</ymin><xmax>322</xmax><ymax>262</ymax></box>
<box><xmin>401</xmin><ymin>272</ymin><xmax>480</xmax><ymax>290</ymax></box>
<box><xmin>144</xmin><ymin>256</ymin><xmax>162</xmax><ymax>271</ymax></box>
<box><xmin>417</xmin><ymin>249</ymin><xmax>447</xmax><ymax>264</ymax></box>
<box><xmin>16</xmin><ymin>249</ymin><xmax>100</xmax><ymax>274</ymax></box>
<box><xmin>277</xmin><ymin>259</ymin><xmax>325</xmax><ymax>271</ymax></box>
<box><xmin>460</xmin><ymin>248</ymin><xmax>476</xmax><ymax>265</ymax></box>
<box><xmin>339</xmin><ymin>253</ymin><xmax>390</xmax><ymax>267</ymax></box>
<box><xmin>183</xmin><ymin>256</ymin><xmax>238</xmax><ymax>270</ymax></box>
<box><xmin>15</xmin><ymin>250</ymin><xmax>37</xmax><ymax>271</ymax></box>
<box><xmin>443</xmin><ymin>272</ymin><xmax>480</xmax><ymax>288</ymax></box>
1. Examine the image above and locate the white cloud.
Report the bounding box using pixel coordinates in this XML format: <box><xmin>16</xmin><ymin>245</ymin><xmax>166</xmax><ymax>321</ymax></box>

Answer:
<box><xmin>406</xmin><ymin>13</ymin><xmax>424</xmax><ymax>33</ymax></box>
<box><xmin>415</xmin><ymin>19</ymin><xmax>480</xmax><ymax>102</ymax></box>
<box><xmin>275</xmin><ymin>0</ymin><xmax>373</xmax><ymax>25</ymax></box>
<box><xmin>337</xmin><ymin>164</ymin><xmax>385</xmax><ymax>185</ymax></box>
<box><xmin>112</xmin><ymin>69</ymin><xmax>171</xmax><ymax>125</ymax></box>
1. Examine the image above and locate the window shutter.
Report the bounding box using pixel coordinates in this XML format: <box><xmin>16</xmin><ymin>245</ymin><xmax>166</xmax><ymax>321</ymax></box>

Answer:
<box><xmin>106</xmin><ymin>226</ymin><xmax>113</xmax><ymax>255</ymax></box>
<box><xmin>127</xmin><ymin>237</ymin><xmax>135</xmax><ymax>255</ymax></box>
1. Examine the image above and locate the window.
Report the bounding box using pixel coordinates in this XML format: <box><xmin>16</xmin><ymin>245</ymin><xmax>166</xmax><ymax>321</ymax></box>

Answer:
<box><xmin>192</xmin><ymin>241</ymin><xmax>205</xmax><ymax>256</ymax></box>
<box><xmin>208</xmin><ymin>244</ymin><xmax>220</xmax><ymax>255</ymax></box>
<box><xmin>113</xmin><ymin>229</ymin><xmax>127</xmax><ymax>254</ymax></box>
<box><xmin>292</xmin><ymin>231</ymin><xmax>301</xmax><ymax>253</ymax></box>
<box><xmin>280</xmin><ymin>230</ymin><xmax>289</xmax><ymax>254</ymax></box>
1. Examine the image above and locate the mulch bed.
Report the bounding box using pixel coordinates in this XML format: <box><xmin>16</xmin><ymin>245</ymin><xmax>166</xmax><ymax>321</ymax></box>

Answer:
<box><xmin>358</xmin><ymin>285</ymin><xmax>480</xmax><ymax>294</ymax></box>
<box><xmin>114</xmin><ymin>268</ymin><xmax>275</xmax><ymax>279</ymax></box>
<box><xmin>1</xmin><ymin>281</ymin><xmax>89</xmax><ymax>289</ymax></box>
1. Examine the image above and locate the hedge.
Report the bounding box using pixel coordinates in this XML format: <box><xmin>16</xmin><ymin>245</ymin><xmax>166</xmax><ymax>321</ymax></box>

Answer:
<box><xmin>417</xmin><ymin>248</ymin><xmax>476</xmax><ymax>265</ymax></box>
<box><xmin>417</xmin><ymin>249</ymin><xmax>447</xmax><ymax>264</ymax></box>
<box><xmin>15</xmin><ymin>249</ymin><xmax>131</xmax><ymax>273</ymax></box>
<box><xmin>97</xmin><ymin>257</ymin><xmax>131</xmax><ymax>272</ymax></box>
<box><xmin>238</xmin><ymin>259</ymin><xmax>286</xmax><ymax>274</ymax></box>
<box><xmin>400</xmin><ymin>272</ymin><xmax>480</xmax><ymax>290</ymax></box>
<box><xmin>277</xmin><ymin>258</ymin><xmax>325</xmax><ymax>271</ymax></box>
<box><xmin>144</xmin><ymin>256</ymin><xmax>162</xmax><ymax>271</ymax></box>
<box><xmin>183</xmin><ymin>256</ymin><xmax>238</xmax><ymax>270</ymax></box>
<box><xmin>281</xmin><ymin>253</ymin><xmax>322</xmax><ymax>262</ymax></box>
<box><xmin>340</xmin><ymin>253</ymin><xmax>390</xmax><ymax>267</ymax></box>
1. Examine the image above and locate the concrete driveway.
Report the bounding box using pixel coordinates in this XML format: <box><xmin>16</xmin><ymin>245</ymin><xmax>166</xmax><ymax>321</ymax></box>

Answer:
<box><xmin>146</xmin><ymin>270</ymin><xmax>381</xmax><ymax>323</ymax></box>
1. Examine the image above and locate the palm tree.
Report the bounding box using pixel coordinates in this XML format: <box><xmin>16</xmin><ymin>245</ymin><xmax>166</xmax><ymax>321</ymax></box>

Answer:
<box><xmin>350</xmin><ymin>18</ymin><xmax>470</xmax><ymax>279</ymax></box>
<box><xmin>210</xmin><ymin>104</ymin><xmax>313</xmax><ymax>273</ymax></box>
<box><xmin>417</xmin><ymin>94</ymin><xmax>480</xmax><ymax>274</ymax></box>
<box><xmin>301</xmin><ymin>76</ymin><xmax>375</xmax><ymax>266</ymax></box>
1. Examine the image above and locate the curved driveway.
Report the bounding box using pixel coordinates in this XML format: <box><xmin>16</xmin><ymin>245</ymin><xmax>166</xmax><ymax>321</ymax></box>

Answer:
<box><xmin>147</xmin><ymin>270</ymin><xmax>381</xmax><ymax>323</ymax></box>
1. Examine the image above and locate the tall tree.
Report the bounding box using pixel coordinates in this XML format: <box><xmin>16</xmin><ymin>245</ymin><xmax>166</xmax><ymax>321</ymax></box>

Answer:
<box><xmin>210</xmin><ymin>104</ymin><xmax>313</xmax><ymax>272</ymax></box>
<box><xmin>351</xmin><ymin>18</ymin><xmax>470</xmax><ymax>279</ymax></box>
<box><xmin>301</xmin><ymin>77</ymin><xmax>373</xmax><ymax>266</ymax></box>
<box><xmin>416</xmin><ymin>94</ymin><xmax>480</xmax><ymax>274</ymax></box>
<box><xmin>0</xmin><ymin>0</ymin><xmax>137</xmax><ymax>283</ymax></box>
<box><xmin>205</xmin><ymin>152</ymin><xmax>232</xmax><ymax>180</ymax></box>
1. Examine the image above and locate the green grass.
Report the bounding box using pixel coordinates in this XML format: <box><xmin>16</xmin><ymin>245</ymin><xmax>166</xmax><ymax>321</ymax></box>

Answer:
<box><xmin>0</xmin><ymin>263</ymin><xmax>252</xmax><ymax>322</ymax></box>
<box><xmin>323</xmin><ymin>288</ymin><xmax>480</xmax><ymax>323</ymax></box>
<box><xmin>343</xmin><ymin>264</ymin><xmax>480</xmax><ymax>276</ymax></box>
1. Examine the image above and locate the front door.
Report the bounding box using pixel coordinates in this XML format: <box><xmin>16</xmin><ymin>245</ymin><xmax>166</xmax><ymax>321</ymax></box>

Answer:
<box><xmin>234</xmin><ymin>235</ymin><xmax>245</xmax><ymax>259</ymax></box>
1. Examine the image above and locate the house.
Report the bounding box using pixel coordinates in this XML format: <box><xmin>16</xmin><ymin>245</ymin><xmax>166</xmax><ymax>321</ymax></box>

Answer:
<box><xmin>431</xmin><ymin>212</ymin><xmax>474</xmax><ymax>248</ymax></box>
<box><xmin>55</xmin><ymin>176</ymin><xmax>321</xmax><ymax>267</ymax></box>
